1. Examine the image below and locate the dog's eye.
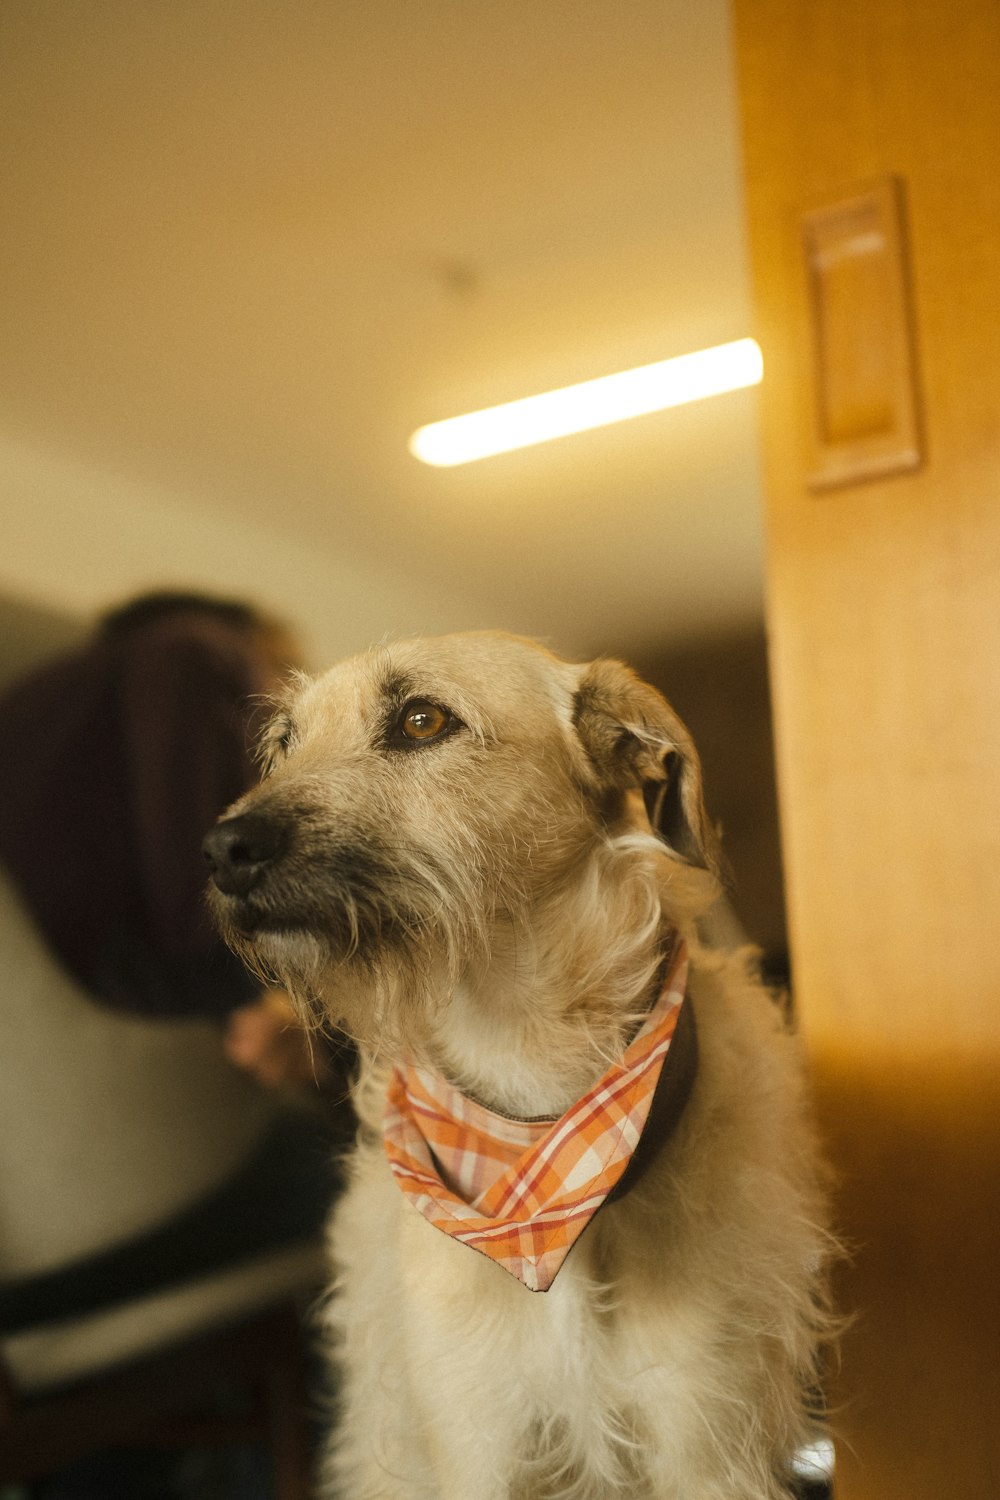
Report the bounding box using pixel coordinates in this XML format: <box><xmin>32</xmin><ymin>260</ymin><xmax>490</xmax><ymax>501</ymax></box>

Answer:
<box><xmin>398</xmin><ymin>699</ymin><xmax>455</xmax><ymax>745</ymax></box>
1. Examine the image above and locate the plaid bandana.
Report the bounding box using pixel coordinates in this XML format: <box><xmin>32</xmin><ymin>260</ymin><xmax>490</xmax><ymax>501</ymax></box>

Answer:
<box><xmin>383</xmin><ymin>944</ymin><xmax>692</xmax><ymax>1292</ymax></box>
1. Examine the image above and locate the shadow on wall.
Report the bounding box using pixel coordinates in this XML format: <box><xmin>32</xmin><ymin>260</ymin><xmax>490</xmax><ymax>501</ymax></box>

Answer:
<box><xmin>0</xmin><ymin>594</ymin><xmax>85</xmax><ymax>695</ymax></box>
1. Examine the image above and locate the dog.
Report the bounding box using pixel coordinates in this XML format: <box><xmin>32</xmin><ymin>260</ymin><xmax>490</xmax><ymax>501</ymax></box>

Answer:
<box><xmin>203</xmin><ymin>631</ymin><xmax>835</xmax><ymax>1499</ymax></box>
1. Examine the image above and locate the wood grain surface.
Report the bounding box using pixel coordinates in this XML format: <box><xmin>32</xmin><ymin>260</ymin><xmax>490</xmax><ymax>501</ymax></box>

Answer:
<box><xmin>732</xmin><ymin>2</ymin><xmax>1000</xmax><ymax>1494</ymax></box>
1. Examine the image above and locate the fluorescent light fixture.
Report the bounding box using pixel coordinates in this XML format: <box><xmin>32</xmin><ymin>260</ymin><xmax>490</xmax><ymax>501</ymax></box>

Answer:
<box><xmin>409</xmin><ymin>337</ymin><xmax>763</xmax><ymax>467</ymax></box>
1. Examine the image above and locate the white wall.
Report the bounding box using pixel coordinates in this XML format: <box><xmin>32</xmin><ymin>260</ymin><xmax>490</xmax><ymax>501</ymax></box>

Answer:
<box><xmin>1</xmin><ymin>434</ymin><xmax>493</xmax><ymax>670</ymax></box>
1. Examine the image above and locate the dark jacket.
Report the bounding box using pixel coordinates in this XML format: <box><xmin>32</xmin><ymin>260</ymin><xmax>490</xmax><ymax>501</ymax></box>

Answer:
<box><xmin>0</xmin><ymin>611</ymin><xmax>271</xmax><ymax>1017</ymax></box>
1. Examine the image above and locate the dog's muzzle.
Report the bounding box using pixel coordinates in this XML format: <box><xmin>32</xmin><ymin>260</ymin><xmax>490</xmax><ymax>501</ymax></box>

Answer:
<box><xmin>203</xmin><ymin>812</ymin><xmax>286</xmax><ymax>899</ymax></box>
<box><xmin>204</xmin><ymin>802</ymin><xmax>457</xmax><ymax>960</ymax></box>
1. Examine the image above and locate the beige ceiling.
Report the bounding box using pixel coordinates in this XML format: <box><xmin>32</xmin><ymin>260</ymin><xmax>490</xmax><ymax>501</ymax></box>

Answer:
<box><xmin>0</xmin><ymin>0</ymin><xmax>765</xmax><ymax>667</ymax></box>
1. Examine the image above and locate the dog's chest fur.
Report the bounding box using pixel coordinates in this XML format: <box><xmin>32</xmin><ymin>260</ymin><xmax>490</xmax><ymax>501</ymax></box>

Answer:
<box><xmin>332</xmin><ymin>1129</ymin><xmax>697</xmax><ymax>1498</ymax></box>
<box><xmin>325</xmin><ymin>965</ymin><xmax>826</xmax><ymax>1498</ymax></box>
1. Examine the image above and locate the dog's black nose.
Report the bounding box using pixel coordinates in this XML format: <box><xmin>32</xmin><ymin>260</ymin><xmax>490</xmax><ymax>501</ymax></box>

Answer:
<box><xmin>202</xmin><ymin>813</ymin><xmax>285</xmax><ymax>898</ymax></box>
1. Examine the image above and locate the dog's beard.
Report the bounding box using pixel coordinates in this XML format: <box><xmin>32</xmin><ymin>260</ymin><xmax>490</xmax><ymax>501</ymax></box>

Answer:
<box><xmin>209</xmin><ymin>816</ymin><xmax>694</xmax><ymax>1074</ymax></box>
<box><xmin>209</xmin><ymin>827</ymin><xmax>495</xmax><ymax>1061</ymax></box>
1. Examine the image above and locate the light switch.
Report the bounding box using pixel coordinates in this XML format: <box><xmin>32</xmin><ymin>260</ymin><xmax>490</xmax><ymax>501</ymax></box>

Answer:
<box><xmin>802</xmin><ymin>176</ymin><xmax>923</xmax><ymax>490</ymax></box>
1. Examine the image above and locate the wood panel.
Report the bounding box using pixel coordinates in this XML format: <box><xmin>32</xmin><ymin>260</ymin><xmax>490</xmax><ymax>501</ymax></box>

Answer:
<box><xmin>731</xmin><ymin>2</ymin><xmax>1000</xmax><ymax>1496</ymax></box>
<box><xmin>801</xmin><ymin>176</ymin><xmax>922</xmax><ymax>489</ymax></box>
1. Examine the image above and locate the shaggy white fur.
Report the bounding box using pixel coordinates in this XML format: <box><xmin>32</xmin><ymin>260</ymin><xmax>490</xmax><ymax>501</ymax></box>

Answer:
<box><xmin>204</xmin><ymin>632</ymin><xmax>837</xmax><ymax>1499</ymax></box>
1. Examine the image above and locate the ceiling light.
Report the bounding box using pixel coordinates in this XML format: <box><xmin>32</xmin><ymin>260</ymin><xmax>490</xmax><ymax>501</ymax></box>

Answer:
<box><xmin>408</xmin><ymin>337</ymin><xmax>763</xmax><ymax>467</ymax></box>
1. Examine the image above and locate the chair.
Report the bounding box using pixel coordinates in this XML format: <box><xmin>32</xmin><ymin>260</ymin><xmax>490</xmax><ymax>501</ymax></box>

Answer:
<box><xmin>0</xmin><ymin>1299</ymin><xmax>316</xmax><ymax>1497</ymax></box>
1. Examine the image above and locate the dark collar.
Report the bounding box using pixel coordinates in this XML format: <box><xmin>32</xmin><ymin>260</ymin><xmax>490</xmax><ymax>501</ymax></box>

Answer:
<box><xmin>606</xmin><ymin>991</ymin><xmax>698</xmax><ymax>1204</ymax></box>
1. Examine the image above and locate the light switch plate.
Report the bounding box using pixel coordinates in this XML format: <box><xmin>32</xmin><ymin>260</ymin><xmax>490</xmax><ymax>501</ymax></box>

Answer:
<box><xmin>802</xmin><ymin>176</ymin><xmax>923</xmax><ymax>491</ymax></box>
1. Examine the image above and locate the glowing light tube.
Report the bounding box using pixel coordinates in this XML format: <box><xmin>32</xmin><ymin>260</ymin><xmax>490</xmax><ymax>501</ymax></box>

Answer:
<box><xmin>408</xmin><ymin>337</ymin><xmax>763</xmax><ymax>467</ymax></box>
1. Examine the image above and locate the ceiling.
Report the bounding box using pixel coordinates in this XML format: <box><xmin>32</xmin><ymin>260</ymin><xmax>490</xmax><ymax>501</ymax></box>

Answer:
<box><xmin>0</xmin><ymin>0</ymin><xmax>765</xmax><ymax>669</ymax></box>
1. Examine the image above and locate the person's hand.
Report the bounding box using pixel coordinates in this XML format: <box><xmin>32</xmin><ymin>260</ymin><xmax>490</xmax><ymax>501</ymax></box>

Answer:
<box><xmin>223</xmin><ymin>988</ymin><xmax>329</xmax><ymax>1090</ymax></box>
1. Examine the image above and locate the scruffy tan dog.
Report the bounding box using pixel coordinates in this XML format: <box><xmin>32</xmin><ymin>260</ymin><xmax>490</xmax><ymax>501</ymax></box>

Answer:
<box><xmin>204</xmin><ymin>632</ymin><xmax>835</xmax><ymax>1500</ymax></box>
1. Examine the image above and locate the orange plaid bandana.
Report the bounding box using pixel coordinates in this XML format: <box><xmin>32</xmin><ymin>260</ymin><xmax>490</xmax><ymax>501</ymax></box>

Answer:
<box><xmin>383</xmin><ymin>944</ymin><xmax>692</xmax><ymax>1292</ymax></box>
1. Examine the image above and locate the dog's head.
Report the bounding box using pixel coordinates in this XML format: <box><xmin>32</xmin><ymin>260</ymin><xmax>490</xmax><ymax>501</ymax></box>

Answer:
<box><xmin>204</xmin><ymin>632</ymin><xmax>719</xmax><ymax>1049</ymax></box>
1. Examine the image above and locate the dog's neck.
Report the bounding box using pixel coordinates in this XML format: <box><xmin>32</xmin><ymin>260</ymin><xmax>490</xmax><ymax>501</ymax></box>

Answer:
<box><xmin>426</xmin><ymin>869</ymin><xmax>677</xmax><ymax>1119</ymax></box>
<box><xmin>443</xmin><ymin>941</ymin><xmax>678</xmax><ymax>1121</ymax></box>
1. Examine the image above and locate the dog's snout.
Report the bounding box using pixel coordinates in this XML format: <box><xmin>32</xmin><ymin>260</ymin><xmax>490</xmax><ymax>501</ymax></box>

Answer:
<box><xmin>202</xmin><ymin>813</ymin><xmax>285</xmax><ymax>897</ymax></box>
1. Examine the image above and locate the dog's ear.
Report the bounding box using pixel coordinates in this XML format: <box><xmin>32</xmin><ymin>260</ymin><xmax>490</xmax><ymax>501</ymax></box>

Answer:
<box><xmin>572</xmin><ymin>658</ymin><xmax>720</xmax><ymax>875</ymax></box>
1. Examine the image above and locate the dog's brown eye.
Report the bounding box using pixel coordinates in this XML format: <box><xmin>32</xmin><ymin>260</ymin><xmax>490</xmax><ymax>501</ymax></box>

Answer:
<box><xmin>399</xmin><ymin>700</ymin><xmax>452</xmax><ymax>743</ymax></box>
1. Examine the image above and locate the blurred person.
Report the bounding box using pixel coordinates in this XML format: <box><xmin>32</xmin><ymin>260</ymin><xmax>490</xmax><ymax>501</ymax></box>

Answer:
<box><xmin>0</xmin><ymin>591</ymin><xmax>310</xmax><ymax>1066</ymax></box>
<box><xmin>0</xmin><ymin>592</ymin><xmax>353</xmax><ymax>1487</ymax></box>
